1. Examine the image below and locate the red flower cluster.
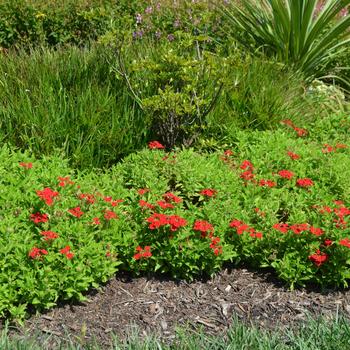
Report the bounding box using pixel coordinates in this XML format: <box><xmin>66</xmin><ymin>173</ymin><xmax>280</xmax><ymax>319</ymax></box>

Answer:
<box><xmin>30</xmin><ymin>212</ymin><xmax>49</xmax><ymax>224</ymax></box>
<box><xmin>104</xmin><ymin>210</ymin><xmax>117</xmax><ymax>220</ymax></box>
<box><xmin>58</xmin><ymin>176</ymin><xmax>74</xmax><ymax>187</ymax></box>
<box><xmin>200</xmin><ymin>188</ymin><xmax>217</xmax><ymax>197</ymax></box>
<box><xmin>314</xmin><ymin>201</ymin><xmax>350</xmax><ymax>229</ymax></box>
<box><xmin>322</xmin><ymin>143</ymin><xmax>347</xmax><ymax>153</ymax></box>
<box><xmin>278</xmin><ymin>170</ymin><xmax>294</xmax><ymax>180</ymax></box>
<box><xmin>92</xmin><ymin>217</ymin><xmax>101</xmax><ymax>225</ymax></box>
<box><xmin>79</xmin><ymin>193</ymin><xmax>95</xmax><ymax>204</ymax></box>
<box><xmin>19</xmin><ymin>162</ymin><xmax>33</xmax><ymax>169</ymax></box>
<box><xmin>147</xmin><ymin>213</ymin><xmax>187</xmax><ymax>231</ymax></box>
<box><xmin>28</xmin><ymin>247</ymin><xmax>48</xmax><ymax>259</ymax></box>
<box><xmin>259</xmin><ymin>179</ymin><xmax>276</xmax><ymax>188</ymax></box>
<box><xmin>138</xmin><ymin>188</ymin><xmax>149</xmax><ymax>195</ymax></box>
<box><xmin>36</xmin><ymin>187</ymin><xmax>59</xmax><ymax>206</ymax></box>
<box><xmin>281</xmin><ymin>120</ymin><xmax>308</xmax><ymax>137</ymax></box>
<box><xmin>308</xmin><ymin>250</ymin><xmax>328</xmax><ymax>267</ymax></box>
<box><xmin>60</xmin><ymin>246</ymin><xmax>74</xmax><ymax>259</ymax></box>
<box><xmin>296</xmin><ymin>178</ymin><xmax>313</xmax><ymax>188</ymax></box>
<box><xmin>157</xmin><ymin>200</ymin><xmax>174</xmax><ymax>209</ymax></box>
<box><xmin>287</xmin><ymin>151</ymin><xmax>300</xmax><ymax>160</ymax></box>
<box><xmin>209</xmin><ymin>237</ymin><xmax>223</xmax><ymax>255</ymax></box>
<box><xmin>273</xmin><ymin>223</ymin><xmax>324</xmax><ymax>236</ymax></box>
<box><xmin>239</xmin><ymin>160</ymin><xmax>255</xmax><ymax>183</ymax></box>
<box><xmin>148</xmin><ymin>141</ymin><xmax>165</xmax><ymax>149</ymax></box>
<box><xmin>220</xmin><ymin>149</ymin><xmax>234</xmax><ymax>163</ymax></box>
<box><xmin>139</xmin><ymin>200</ymin><xmax>155</xmax><ymax>210</ymax></box>
<box><xmin>41</xmin><ymin>230</ymin><xmax>59</xmax><ymax>241</ymax></box>
<box><xmin>193</xmin><ymin>220</ymin><xmax>214</xmax><ymax>238</ymax></box>
<box><xmin>229</xmin><ymin>219</ymin><xmax>262</xmax><ymax>238</ymax></box>
<box><xmin>103</xmin><ymin>196</ymin><xmax>123</xmax><ymax>207</ymax></box>
<box><xmin>68</xmin><ymin>206</ymin><xmax>84</xmax><ymax>218</ymax></box>
<box><xmin>163</xmin><ymin>192</ymin><xmax>182</xmax><ymax>203</ymax></box>
<box><xmin>133</xmin><ymin>246</ymin><xmax>152</xmax><ymax>260</ymax></box>
<box><xmin>339</xmin><ymin>238</ymin><xmax>350</xmax><ymax>248</ymax></box>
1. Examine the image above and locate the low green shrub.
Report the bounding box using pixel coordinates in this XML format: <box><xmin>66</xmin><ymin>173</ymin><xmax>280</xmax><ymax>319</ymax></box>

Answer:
<box><xmin>0</xmin><ymin>113</ymin><xmax>349</xmax><ymax>319</ymax></box>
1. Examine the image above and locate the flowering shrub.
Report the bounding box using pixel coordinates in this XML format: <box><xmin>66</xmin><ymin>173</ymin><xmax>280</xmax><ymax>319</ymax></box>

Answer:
<box><xmin>0</xmin><ymin>113</ymin><xmax>349</xmax><ymax>319</ymax></box>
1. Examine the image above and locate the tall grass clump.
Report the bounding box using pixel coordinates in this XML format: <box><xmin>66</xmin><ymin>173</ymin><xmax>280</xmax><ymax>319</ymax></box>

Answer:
<box><xmin>0</xmin><ymin>45</ymin><xmax>148</xmax><ymax>169</ymax></box>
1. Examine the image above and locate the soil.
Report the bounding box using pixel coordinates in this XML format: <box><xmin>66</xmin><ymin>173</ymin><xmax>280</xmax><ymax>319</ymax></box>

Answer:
<box><xmin>5</xmin><ymin>266</ymin><xmax>350</xmax><ymax>349</ymax></box>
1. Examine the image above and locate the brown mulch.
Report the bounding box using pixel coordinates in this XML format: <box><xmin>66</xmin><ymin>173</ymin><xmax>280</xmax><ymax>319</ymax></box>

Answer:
<box><xmin>5</xmin><ymin>266</ymin><xmax>350</xmax><ymax>348</ymax></box>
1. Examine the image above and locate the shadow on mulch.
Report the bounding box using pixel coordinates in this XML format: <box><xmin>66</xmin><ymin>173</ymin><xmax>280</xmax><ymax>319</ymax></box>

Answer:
<box><xmin>4</xmin><ymin>265</ymin><xmax>350</xmax><ymax>349</ymax></box>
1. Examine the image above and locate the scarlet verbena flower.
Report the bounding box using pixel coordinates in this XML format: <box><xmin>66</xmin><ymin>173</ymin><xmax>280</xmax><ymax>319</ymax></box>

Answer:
<box><xmin>290</xmin><ymin>223</ymin><xmax>309</xmax><ymax>234</ymax></box>
<box><xmin>250</xmin><ymin>231</ymin><xmax>263</xmax><ymax>239</ymax></box>
<box><xmin>287</xmin><ymin>151</ymin><xmax>300</xmax><ymax>160</ymax></box>
<box><xmin>79</xmin><ymin>193</ymin><xmax>95</xmax><ymax>205</ymax></box>
<box><xmin>68</xmin><ymin>206</ymin><xmax>84</xmax><ymax>218</ymax></box>
<box><xmin>139</xmin><ymin>200</ymin><xmax>155</xmax><ymax>210</ymax></box>
<box><xmin>92</xmin><ymin>217</ymin><xmax>101</xmax><ymax>225</ymax></box>
<box><xmin>36</xmin><ymin>187</ymin><xmax>59</xmax><ymax>206</ymax></box>
<box><xmin>323</xmin><ymin>239</ymin><xmax>333</xmax><ymax>247</ymax></box>
<box><xmin>19</xmin><ymin>162</ymin><xmax>33</xmax><ymax>169</ymax></box>
<box><xmin>200</xmin><ymin>188</ymin><xmax>217</xmax><ymax>197</ymax></box>
<box><xmin>293</xmin><ymin>127</ymin><xmax>308</xmax><ymax>137</ymax></box>
<box><xmin>60</xmin><ymin>245</ymin><xmax>74</xmax><ymax>259</ymax></box>
<box><xmin>30</xmin><ymin>212</ymin><xmax>49</xmax><ymax>224</ymax></box>
<box><xmin>157</xmin><ymin>200</ymin><xmax>174</xmax><ymax>209</ymax></box>
<box><xmin>138</xmin><ymin>188</ymin><xmax>149</xmax><ymax>195</ymax></box>
<box><xmin>163</xmin><ymin>192</ymin><xmax>182</xmax><ymax>203</ymax></box>
<box><xmin>209</xmin><ymin>237</ymin><xmax>223</xmax><ymax>255</ymax></box>
<box><xmin>296</xmin><ymin>178</ymin><xmax>313</xmax><ymax>188</ymax></box>
<box><xmin>229</xmin><ymin>219</ymin><xmax>254</xmax><ymax>235</ymax></box>
<box><xmin>133</xmin><ymin>245</ymin><xmax>152</xmax><ymax>260</ymax></box>
<box><xmin>240</xmin><ymin>170</ymin><xmax>255</xmax><ymax>182</ymax></box>
<box><xmin>193</xmin><ymin>220</ymin><xmax>214</xmax><ymax>238</ymax></box>
<box><xmin>278</xmin><ymin>170</ymin><xmax>294</xmax><ymax>180</ymax></box>
<box><xmin>58</xmin><ymin>176</ymin><xmax>74</xmax><ymax>187</ymax></box>
<box><xmin>308</xmin><ymin>250</ymin><xmax>328</xmax><ymax>267</ymax></box>
<box><xmin>146</xmin><ymin>213</ymin><xmax>187</xmax><ymax>231</ymax></box>
<box><xmin>336</xmin><ymin>143</ymin><xmax>347</xmax><ymax>149</ymax></box>
<box><xmin>339</xmin><ymin>238</ymin><xmax>350</xmax><ymax>248</ymax></box>
<box><xmin>104</xmin><ymin>210</ymin><xmax>117</xmax><ymax>220</ymax></box>
<box><xmin>41</xmin><ymin>230</ymin><xmax>59</xmax><ymax>241</ymax></box>
<box><xmin>259</xmin><ymin>179</ymin><xmax>276</xmax><ymax>188</ymax></box>
<box><xmin>240</xmin><ymin>160</ymin><xmax>254</xmax><ymax>171</ymax></box>
<box><xmin>103</xmin><ymin>196</ymin><xmax>123</xmax><ymax>206</ymax></box>
<box><xmin>28</xmin><ymin>247</ymin><xmax>48</xmax><ymax>259</ymax></box>
<box><xmin>148</xmin><ymin>141</ymin><xmax>165</xmax><ymax>149</ymax></box>
<box><xmin>309</xmin><ymin>226</ymin><xmax>324</xmax><ymax>236</ymax></box>
<box><xmin>322</xmin><ymin>144</ymin><xmax>334</xmax><ymax>153</ymax></box>
<box><xmin>281</xmin><ymin>119</ymin><xmax>294</xmax><ymax>127</ymax></box>
<box><xmin>224</xmin><ymin>149</ymin><xmax>234</xmax><ymax>157</ymax></box>
<box><xmin>273</xmin><ymin>223</ymin><xmax>289</xmax><ymax>233</ymax></box>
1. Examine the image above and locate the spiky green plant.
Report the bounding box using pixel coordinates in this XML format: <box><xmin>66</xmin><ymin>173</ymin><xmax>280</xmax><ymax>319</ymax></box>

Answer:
<box><xmin>221</xmin><ymin>0</ymin><xmax>350</xmax><ymax>84</ymax></box>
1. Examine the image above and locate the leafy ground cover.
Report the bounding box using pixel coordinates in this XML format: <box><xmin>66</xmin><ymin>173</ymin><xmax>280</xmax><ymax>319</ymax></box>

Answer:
<box><xmin>1</xmin><ymin>113</ymin><xmax>349</xmax><ymax>321</ymax></box>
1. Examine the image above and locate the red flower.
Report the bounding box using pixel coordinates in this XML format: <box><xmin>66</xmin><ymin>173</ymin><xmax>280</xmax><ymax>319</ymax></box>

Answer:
<box><xmin>68</xmin><ymin>206</ymin><xmax>84</xmax><ymax>218</ymax></box>
<box><xmin>168</xmin><ymin>215</ymin><xmax>187</xmax><ymax>231</ymax></box>
<box><xmin>79</xmin><ymin>193</ymin><xmax>95</xmax><ymax>205</ymax></box>
<box><xmin>290</xmin><ymin>223</ymin><xmax>309</xmax><ymax>234</ymax></box>
<box><xmin>240</xmin><ymin>170</ymin><xmax>255</xmax><ymax>181</ymax></box>
<box><xmin>157</xmin><ymin>200</ymin><xmax>174</xmax><ymax>209</ymax></box>
<box><xmin>163</xmin><ymin>192</ymin><xmax>182</xmax><ymax>203</ymax></box>
<box><xmin>111</xmin><ymin>199</ymin><xmax>123</xmax><ymax>207</ymax></box>
<box><xmin>104</xmin><ymin>210</ymin><xmax>117</xmax><ymax>220</ymax></box>
<box><xmin>58</xmin><ymin>176</ymin><xmax>74</xmax><ymax>187</ymax></box>
<box><xmin>138</xmin><ymin>188</ymin><xmax>149</xmax><ymax>195</ymax></box>
<box><xmin>19</xmin><ymin>162</ymin><xmax>33</xmax><ymax>169</ymax></box>
<box><xmin>309</xmin><ymin>226</ymin><xmax>324</xmax><ymax>236</ymax></box>
<box><xmin>273</xmin><ymin>223</ymin><xmax>289</xmax><ymax>233</ymax></box>
<box><xmin>92</xmin><ymin>217</ymin><xmax>101</xmax><ymax>225</ymax></box>
<box><xmin>146</xmin><ymin>213</ymin><xmax>187</xmax><ymax>231</ymax></box>
<box><xmin>41</xmin><ymin>230</ymin><xmax>59</xmax><ymax>241</ymax></box>
<box><xmin>308</xmin><ymin>250</ymin><xmax>328</xmax><ymax>267</ymax></box>
<box><xmin>293</xmin><ymin>127</ymin><xmax>308</xmax><ymax>137</ymax></box>
<box><xmin>139</xmin><ymin>200</ymin><xmax>155</xmax><ymax>210</ymax></box>
<box><xmin>336</xmin><ymin>143</ymin><xmax>347</xmax><ymax>149</ymax></box>
<box><xmin>281</xmin><ymin>119</ymin><xmax>294</xmax><ymax>127</ymax></box>
<box><xmin>240</xmin><ymin>160</ymin><xmax>254</xmax><ymax>171</ymax></box>
<box><xmin>200</xmin><ymin>188</ymin><xmax>217</xmax><ymax>197</ymax></box>
<box><xmin>250</xmin><ymin>232</ymin><xmax>263</xmax><ymax>239</ymax></box>
<box><xmin>259</xmin><ymin>179</ymin><xmax>276</xmax><ymax>188</ymax></box>
<box><xmin>30</xmin><ymin>212</ymin><xmax>49</xmax><ymax>224</ymax></box>
<box><xmin>278</xmin><ymin>170</ymin><xmax>294</xmax><ymax>180</ymax></box>
<box><xmin>36</xmin><ymin>187</ymin><xmax>59</xmax><ymax>206</ymax></box>
<box><xmin>103</xmin><ymin>196</ymin><xmax>112</xmax><ymax>202</ymax></box>
<box><xmin>229</xmin><ymin>219</ymin><xmax>254</xmax><ymax>235</ymax></box>
<box><xmin>133</xmin><ymin>245</ymin><xmax>152</xmax><ymax>260</ymax></box>
<box><xmin>322</xmin><ymin>144</ymin><xmax>334</xmax><ymax>153</ymax></box>
<box><xmin>193</xmin><ymin>220</ymin><xmax>214</xmax><ymax>238</ymax></box>
<box><xmin>60</xmin><ymin>246</ymin><xmax>71</xmax><ymax>255</ymax></box>
<box><xmin>148</xmin><ymin>141</ymin><xmax>165</xmax><ymax>149</ymax></box>
<box><xmin>339</xmin><ymin>238</ymin><xmax>350</xmax><ymax>248</ymax></box>
<box><xmin>287</xmin><ymin>151</ymin><xmax>300</xmax><ymax>160</ymax></box>
<box><xmin>65</xmin><ymin>252</ymin><xmax>74</xmax><ymax>259</ymax></box>
<box><xmin>28</xmin><ymin>247</ymin><xmax>48</xmax><ymax>259</ymax></box>
<box><xmin>224</xmin><ymin>149</ymin><xmax>234</xmax><ymax>156</ymax></box>
<box><xmin>213</xmin><ymin>246</ymin><xmax>223</xmax><ymax>256</ymax></box>
<box><xmin>296</xmin><ymin>178</ymin><xmax>313</xmax><ymax>188</ymax></box>
<box><xmin>324</xmin><ymin>239</ymin><xmax>333</xmax><ymax>247</ymax></box>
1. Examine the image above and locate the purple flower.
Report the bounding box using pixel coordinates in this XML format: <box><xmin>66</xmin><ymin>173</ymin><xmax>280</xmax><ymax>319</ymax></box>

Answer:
<box><xmin>167</xmin><ymin>34</ymin><xmax>175</xmax><ymax>42</ymax></box>
<box><xmin>136</xmin><ymin>13</ymin><xmax>142</xmax><ymax>24</ymax></box>
<box><xmin>145</xmin><ymin>6</ymin><xmax>153</xmax><ymax>14</ymax></box>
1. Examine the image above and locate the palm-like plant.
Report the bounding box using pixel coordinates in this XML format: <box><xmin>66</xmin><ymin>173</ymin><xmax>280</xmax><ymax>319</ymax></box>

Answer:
<box><xmin>221</xmin><ymin>0</ymin><xmax>350</xmax><ymax>84</ymax></box>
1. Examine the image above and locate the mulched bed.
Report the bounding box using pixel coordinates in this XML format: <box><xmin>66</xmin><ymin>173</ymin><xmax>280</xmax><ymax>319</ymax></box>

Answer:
<box><xmin>5</xmin><ymin>266</ymin><xmax>350</xmax><ymax>348</ymax></box>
